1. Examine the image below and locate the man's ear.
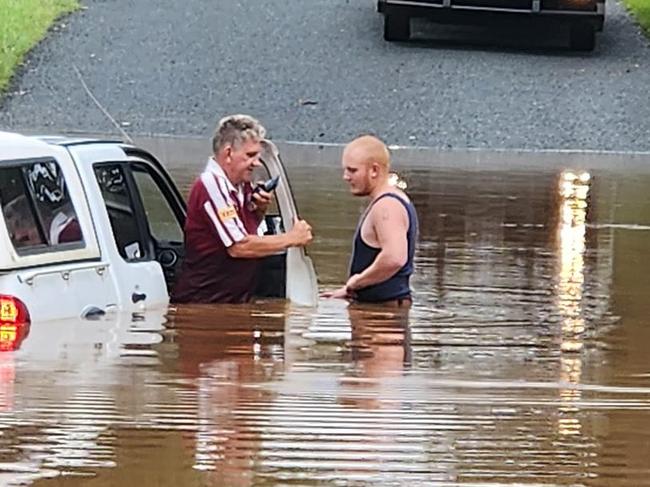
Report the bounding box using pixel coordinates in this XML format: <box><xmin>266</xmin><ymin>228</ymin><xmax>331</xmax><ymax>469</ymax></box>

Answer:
<box><xmin>370</xmin><ymin>161</ymin><xmax>380</xmax><ymax>178</ymax></box>
<box><xmin>222</xmin><ymin>144</ymin><xmax>233</xmax><ymax>162</ymax></box>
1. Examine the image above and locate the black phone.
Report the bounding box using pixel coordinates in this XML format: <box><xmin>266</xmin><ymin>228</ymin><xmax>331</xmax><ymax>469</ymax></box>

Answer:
<box><xmin>254</xmin><ymin>175</ymin><xmax>280</xmax><ymax>194</ymax></box>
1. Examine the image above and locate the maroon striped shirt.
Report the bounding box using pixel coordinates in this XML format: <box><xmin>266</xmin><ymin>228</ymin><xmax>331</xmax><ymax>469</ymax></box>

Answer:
<box><xmin>172</xmin><ymin>159</ymin><xmax>261</xmax><ymax>303</ymax></box>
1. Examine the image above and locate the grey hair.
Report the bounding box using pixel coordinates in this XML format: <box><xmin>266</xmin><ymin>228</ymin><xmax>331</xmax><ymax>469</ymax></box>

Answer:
<box><xmin>212</xmin><ymin>114</ymin><xmax>266</xmax><ymax>153</ymax></box>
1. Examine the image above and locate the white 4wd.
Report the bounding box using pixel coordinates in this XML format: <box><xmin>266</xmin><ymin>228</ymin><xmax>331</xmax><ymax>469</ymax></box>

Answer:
<box><xmin>0</xmin><ymin>132</ymin><xmax>317</xmax><ymax>335</ymax></box>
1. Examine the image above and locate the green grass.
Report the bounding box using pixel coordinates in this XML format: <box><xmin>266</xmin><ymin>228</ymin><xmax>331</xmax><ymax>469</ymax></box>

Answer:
<box><xmin>624</xmin><ymin>0</ymin><xmax>650</xmax><ymax>35</ymax></box>
<box><xmin>0</xmin><ymin>0</ymin><xmax>79</xmax><ymax>92</ymax></box>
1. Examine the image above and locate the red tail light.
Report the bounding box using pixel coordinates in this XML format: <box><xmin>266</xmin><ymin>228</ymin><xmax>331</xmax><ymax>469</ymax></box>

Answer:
<box><xmin>0</xmin><ymin>295</ymin><xmax>30</xmax><ymax>352</ymax></box>
<box><xmin>0</xmin><ymin>295</ymin><xmax>29</xmax><ymax>325</ymax></box>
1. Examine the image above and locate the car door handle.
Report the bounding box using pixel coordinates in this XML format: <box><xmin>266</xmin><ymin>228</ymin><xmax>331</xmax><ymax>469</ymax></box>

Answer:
<box><xmin>131</xmin><ymin>292</ymin><xmax>147</xmax><ymax>303</ymax></box>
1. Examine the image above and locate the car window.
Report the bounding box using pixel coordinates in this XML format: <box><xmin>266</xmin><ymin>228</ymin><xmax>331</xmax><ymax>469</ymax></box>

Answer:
<box><xmin>0</xmin><ymin>159</ymin><xmax>84</xmax><ymax>253</ymax></box>
<box><xmin>131</xmin><ymin>165</ymin><xmax>183</xmax><ymax>243</ymax></box>
<box><xmin>94</xmin><ymin>164</ymin><xmax>146</xmax><ymax>261</ymax></box>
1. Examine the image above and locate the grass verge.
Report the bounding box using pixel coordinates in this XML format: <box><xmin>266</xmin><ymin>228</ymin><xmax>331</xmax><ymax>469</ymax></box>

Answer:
<box><xmin>623</xmin><ymin>0</ymin><xmax>650</xmax><ymax>35</ymax></box>
<box><xmin>0</xmin><ymin>0</ymin><xmax>79</xmax><ymax>93</ymax></box>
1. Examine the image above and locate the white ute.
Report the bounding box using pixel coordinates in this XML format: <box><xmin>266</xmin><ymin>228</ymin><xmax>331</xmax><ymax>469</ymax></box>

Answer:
<box><xmin>0</xmin><ymin>131</ymin><xmax>318</xmax><ymax>334</ymax></box>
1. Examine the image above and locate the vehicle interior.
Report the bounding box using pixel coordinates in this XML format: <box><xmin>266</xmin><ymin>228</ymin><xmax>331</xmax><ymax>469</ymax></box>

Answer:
<box><xmin>251</xmin><ymin>165</ymin><xmax>286</xmax><ymax>299</ymax></box>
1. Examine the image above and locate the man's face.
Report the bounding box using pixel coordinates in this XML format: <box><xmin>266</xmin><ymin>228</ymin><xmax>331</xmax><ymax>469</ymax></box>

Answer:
<box><xmin>225</xmin><ymin>138</ymin><xmax>262</xmax><ymax>185</ymax></box>
<box><xmin>342</xmin><ymin>148</ymin><xmax>373</xmax><ymax>197</ymax></box>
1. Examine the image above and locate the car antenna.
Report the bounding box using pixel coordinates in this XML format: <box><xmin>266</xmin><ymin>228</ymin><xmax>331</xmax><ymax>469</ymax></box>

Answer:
<box><xmin>72</xmin><ymin>63</ymin><xmax>134</xmax><ymax>144</ymax></box>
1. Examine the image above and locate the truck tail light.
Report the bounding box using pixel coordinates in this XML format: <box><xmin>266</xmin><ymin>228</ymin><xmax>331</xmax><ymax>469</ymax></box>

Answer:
<box><xmin>0</xmin><ymin>295</ymin><xmax>30</xmax><ymax>352</ymax></box>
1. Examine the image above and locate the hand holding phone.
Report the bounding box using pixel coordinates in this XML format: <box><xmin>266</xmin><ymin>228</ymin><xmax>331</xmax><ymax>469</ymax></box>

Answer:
<box><xmin>249</xmin><ymin>175</ymin><xmax>280</xmax><ymax>212</ymax></box>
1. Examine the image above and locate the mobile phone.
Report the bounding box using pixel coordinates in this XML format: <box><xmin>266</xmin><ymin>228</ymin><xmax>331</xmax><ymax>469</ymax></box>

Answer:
<box><xmin>254</xmin><ymin>175</ymin><xmax>280</xmax><ymax>194</ymax></box>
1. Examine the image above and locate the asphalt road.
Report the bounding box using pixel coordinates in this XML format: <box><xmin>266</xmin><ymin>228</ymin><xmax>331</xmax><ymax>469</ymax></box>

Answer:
<box><xmin>1</xmin><ymin>0</ymin><xmax>649</xmax><ymax>150</ymax></box>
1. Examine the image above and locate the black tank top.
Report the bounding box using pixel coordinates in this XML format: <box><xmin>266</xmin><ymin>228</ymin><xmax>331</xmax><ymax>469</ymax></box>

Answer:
<box><xmin>349</xmin><ymin>193</ymin><xmax>418</xmax><ymax>302</ymax></box>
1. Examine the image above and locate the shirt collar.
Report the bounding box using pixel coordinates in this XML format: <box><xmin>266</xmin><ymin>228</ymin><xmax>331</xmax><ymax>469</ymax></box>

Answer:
<box><xmin>205</xmin><ymin>157</ymin><xmax>239</xmax><ymax>195</ymax></box>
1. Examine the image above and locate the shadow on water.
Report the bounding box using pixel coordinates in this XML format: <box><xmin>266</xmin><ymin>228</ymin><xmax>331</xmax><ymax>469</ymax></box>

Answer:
<box><xmin>2</xmin><ymin>135</ymin><xmax>650</xmax><ymax>485</ymax></box>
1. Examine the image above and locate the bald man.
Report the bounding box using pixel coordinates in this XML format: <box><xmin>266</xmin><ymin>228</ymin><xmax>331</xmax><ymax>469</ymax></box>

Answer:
<box><xmin>323</xmin><ymin>135</ymin><xmax>419</xmax><ymax>307</ymax></box>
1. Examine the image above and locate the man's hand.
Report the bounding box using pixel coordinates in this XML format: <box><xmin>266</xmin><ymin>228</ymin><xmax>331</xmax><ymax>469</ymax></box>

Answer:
<box><xmin>321</xmin><ymin>274</ymin><xmax>363</xmax><ymax>300</ymax></box>
<box><xmin>345</xmin><ymin>273</ymin><xmax>364</xmax><ymax>293</ymax></box>
<box><xmin>287</xmin><ymin>218</ymin><xmax>313</xmax><ymax>246</ymax></box>
<box><xmin>251</xmin><ymin>187</ymin><xmax>272</xmax><ymax>215</ymax></box>
<box><xmin>320</xmin><ymin>286</ymin><xmax>351</xmax><ymax>299</ymax></box>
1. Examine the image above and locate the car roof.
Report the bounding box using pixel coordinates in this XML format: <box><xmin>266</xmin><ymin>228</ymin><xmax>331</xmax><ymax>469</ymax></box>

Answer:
<box><xmin>0</xmin><ymin>131</ymin><xmax>59</xmax><ymax>161</ymax></box>
<box><xmin>35</xmin><ymin>135</ymin><xmax>124</xmax><ymax>147</ymax></box>
<box><xmin>0</xmin><ymin>131</ymin><xmax>128</xmax><ymax>162</ymax></box>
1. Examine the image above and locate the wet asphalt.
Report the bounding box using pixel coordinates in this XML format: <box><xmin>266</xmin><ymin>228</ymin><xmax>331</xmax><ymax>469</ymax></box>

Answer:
<box><xmin>0</xmin><ymin>0</ymin><xmax>649</xmax><ymax>151</ymax></box>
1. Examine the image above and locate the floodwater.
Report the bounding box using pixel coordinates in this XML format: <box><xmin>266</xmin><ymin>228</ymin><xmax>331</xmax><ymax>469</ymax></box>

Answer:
<box><xmin>2</xmin><ymin>138</ymin><xmax>650</xmax><ymax>486</ymax></box>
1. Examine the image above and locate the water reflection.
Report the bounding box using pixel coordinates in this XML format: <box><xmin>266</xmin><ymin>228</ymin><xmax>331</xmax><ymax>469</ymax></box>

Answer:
<box><xmin>0</xmin><ymin>311</ymin><xmax>168</xmax><ymax>485</ymax></box>
<box><xmin>2</xmin><ymin>139</ymin><xmax>650</xmax><ymax>486</ymax></box>
<box><xmin>555</xmin><ymin>170</ymin><xmax>590</xmax><ymax>438</ymax></box>
<box><xmin>168</xmin><ymin>303</ymin><xmax>286</xmax><ymax>486</ymax></box>
<box><xmin>0</xmin><ymin>322</ymin><xmax>30</xmax><ymax>353</ymax></box>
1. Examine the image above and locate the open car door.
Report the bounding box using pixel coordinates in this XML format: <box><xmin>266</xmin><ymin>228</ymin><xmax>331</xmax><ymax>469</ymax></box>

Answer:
<box><xmin>257</xmin><ymin>140</ymin><xmax>318</xmax><ymax>307</ymax></box>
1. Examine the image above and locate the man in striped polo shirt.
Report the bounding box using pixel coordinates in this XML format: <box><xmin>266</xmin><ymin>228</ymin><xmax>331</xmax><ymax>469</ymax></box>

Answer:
<box><xmin>172</xmin><ymin>115</ymin><xmax>313</xmax><ymax>304</ymax></box>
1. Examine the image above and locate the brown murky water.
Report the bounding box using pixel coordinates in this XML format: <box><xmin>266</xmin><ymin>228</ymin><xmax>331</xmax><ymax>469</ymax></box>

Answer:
<box><xmin>2</xmin><ymin>138</ymin><xmax>650</xmax><ymax>486</ymax></box>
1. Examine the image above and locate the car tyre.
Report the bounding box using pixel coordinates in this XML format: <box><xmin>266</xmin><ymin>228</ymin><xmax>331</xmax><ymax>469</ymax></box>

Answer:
<box><xmin>569</xmin><ymin>22</ymin><xmax>595</xmax><ymax>51</ymax></box>
<box><xmin>384</xmin><ymin>14</ymin><xmax>410</xmax><ymax>42</ymax></box>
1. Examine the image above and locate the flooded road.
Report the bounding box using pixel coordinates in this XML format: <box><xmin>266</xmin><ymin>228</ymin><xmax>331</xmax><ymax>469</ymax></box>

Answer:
<box><xmin>2</xmin><ymin>139</ymin><xmax>650</xmax><ymax>485</ymax></box>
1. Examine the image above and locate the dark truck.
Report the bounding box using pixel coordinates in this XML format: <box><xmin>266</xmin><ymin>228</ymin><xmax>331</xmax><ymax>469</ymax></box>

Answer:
<box><xmin>378</xmin><ymin>0</ymin><xmax>605</xmax><ymax>50</ymax></box>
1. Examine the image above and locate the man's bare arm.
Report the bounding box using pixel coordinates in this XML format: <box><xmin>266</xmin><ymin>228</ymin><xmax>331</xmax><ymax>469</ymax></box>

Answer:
<box><xmin>346</xmin><ymin>198</ymin><xmax>408</xmax><ymax>291</ymax></box>
<box><xmin>227</xmin><ymin>219</ymin><xmax>312</xmax><ymax>259</ymax></box>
